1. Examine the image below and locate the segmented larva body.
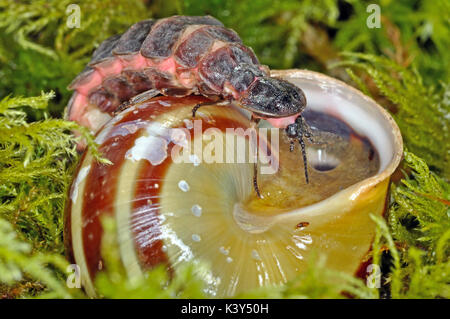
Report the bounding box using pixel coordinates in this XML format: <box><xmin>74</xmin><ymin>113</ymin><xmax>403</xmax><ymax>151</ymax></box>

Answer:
<box><xmin>67</xmin><ymin>15</ymin><xmax>276</xmax><ymax>132</ymax></box>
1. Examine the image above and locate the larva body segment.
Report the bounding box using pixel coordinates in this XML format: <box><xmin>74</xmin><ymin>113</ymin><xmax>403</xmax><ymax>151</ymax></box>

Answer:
<box><xmin>140</xmin><ymin>15</ymin><xmax>224</xmax><ymax>59</ymax></box>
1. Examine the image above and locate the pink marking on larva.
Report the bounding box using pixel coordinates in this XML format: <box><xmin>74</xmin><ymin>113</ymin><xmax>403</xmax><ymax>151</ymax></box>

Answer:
<box><xmin>178</xmin><ymin>70</ymin><xmax>197</xmax><ymax>88</ymax></box>
<box><xmin>70</xmin><ymin>70</ymin><xmax>103</xmax><ymax>95</ymax></box>
<box><xmin>68</xmin><ymin>93</ymin><xmax>111</xmax><ymax>131</ymax></box>
<box><xmin>117</xmin><ymin>53</ymin><xmax>149</xmax><ymax>69</ymax></box>
<box><xmin>210</xmin><ymin>40</ymin><xmax>227</xmax><ymax>51</ymax></box>
<box><xmin>158</xmin><ymin>57</ymin><xmax>177</xmax><ymax>74</ymax></box>
<box><xmin>223</xmin><ymin>82</ymin><xmax>239</xmax><ymax>99</ymax></box>
<box><xmin>79</xmin><ymin>105</ymin><xmax>112</xmax><ymax>132</ymax></box>
<box><xmin>68</xmin><ymin>93</ymin><xmax>88</xmax><ymax>121</ymax></box>
<box><xmin>264</xmin><ymin>114</ymin><xmax>300</xmax><ymax>128</ymax></box>
<box><xmin>145</xmin><ymin>56</ymin><xmax>155</xmax><ymax>68</ymax></box>
<box><xmin>93</xmin><ymin>58</ymin><xmax>124</xmax><ymax>78</ymax></box>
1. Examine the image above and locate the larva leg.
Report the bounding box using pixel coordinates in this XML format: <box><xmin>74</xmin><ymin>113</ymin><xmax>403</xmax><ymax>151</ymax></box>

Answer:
<box><xmin>298</xmin><ymin>133</ymin><xmax>309</xmax><ymax>184</ymax></box>
<box><xmin>191</xmin><ymin>100</ymin><xmax>219</xmax><ymax>117</ymax></box>
<box><xmin>253</xmin><ymin>160</ymin><xmax>262</xmax><ymax>199</ymax></box>
<box><xmin>113</xmin><ymin>89</ymin><xmax>161</xmax><ymax>115</ymax></box>
<box><xmin>130</xmin><ymin>88</ymin><xmax>161</xmax><ymax>104</ymax></box>
<box><xmin>250</xmin><ymin>116</ymin><xmax>262</xmax><ymax>198</ymax></box>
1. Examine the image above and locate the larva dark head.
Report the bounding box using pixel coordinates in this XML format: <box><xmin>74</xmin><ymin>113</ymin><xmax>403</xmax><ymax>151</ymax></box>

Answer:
<box><xmin>238</xmin><ymin>77</ymin><xmax>307</xmax><ymax>119</ymax></box>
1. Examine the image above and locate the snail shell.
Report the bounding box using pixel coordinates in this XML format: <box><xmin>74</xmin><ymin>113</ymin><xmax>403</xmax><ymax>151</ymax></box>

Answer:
<box><xmin>66</xmin><ymin>95</ymin><xmax>273</xmax><ymax>297</ymax></box>
<box><xmin>65</xmin><ymin>70</ymin><xmax>403</xmax><ymax>297</ymax></box>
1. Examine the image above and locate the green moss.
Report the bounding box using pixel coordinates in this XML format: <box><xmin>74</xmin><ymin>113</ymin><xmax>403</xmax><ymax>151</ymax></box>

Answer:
<box><xmin>0</xmin><ymin>92</ymin><xmax>107</xmax><ymax>253</ymax></box>
<box><xmin>333</xmin><ymin>0</ymin><xmax>450</xmax><ymax>85</ymax></box>
<box><xmin>369</xmin><ymin>151</ymin><xmax>450</xmax><ymax>299</ymax></box>
<box><xmin>94</xmin><ymin>218</ymin><xmax>206</xmax><ymax>299</ymax></box>
<box><xmin>0</xmin><ymin>217</ymin><xmax>76</xmax><ymax>298</ymax></box>
<box><xmin>390</xmin><ymin>152</ymin><xmax>450</xmax><ymax>249</ymax></box>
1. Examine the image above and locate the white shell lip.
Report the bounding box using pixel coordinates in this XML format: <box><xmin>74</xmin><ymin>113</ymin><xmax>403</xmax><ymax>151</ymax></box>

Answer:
<box><xmin>269</xmin><ymin>69</ymin><xmax>403</xmax><ymax>220</ymax></box>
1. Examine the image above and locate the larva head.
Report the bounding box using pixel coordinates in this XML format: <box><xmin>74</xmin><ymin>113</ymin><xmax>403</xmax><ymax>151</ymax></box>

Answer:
<box><xmin>238</xmin><ymin>76</ymin><xmax>307</xmax><ymax>120</ymax></box>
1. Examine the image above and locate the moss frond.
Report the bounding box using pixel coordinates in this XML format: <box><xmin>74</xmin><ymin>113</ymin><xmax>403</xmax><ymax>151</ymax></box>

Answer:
<box><xmin>0</xmin><ymin>92</ymin><xmax>105</xmax><ymax>253</ymax></box>
<box><xmin>333</xmin><ymin>0</ymin><xmax>450</xmax><ymax>83</ymax></box>
<box><xmin>371</xmin><ymin>151</ymin><xmax>450</xmax><ymax>299</ymax></box>
<box><xmin>94</xmin><ymin>217</ymin><xmax>207</xmax><ymax>299</ymax></box>
<box><xmin>0</xmin><ymin>217</ymin><xmax>75</xmax><ymax>298</ymax></box>
<box><xmin>389</xmin><ymin>151</ymin><xmax>450</xmax><ymax>252</ymax></box>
